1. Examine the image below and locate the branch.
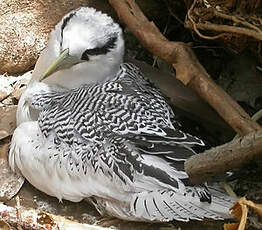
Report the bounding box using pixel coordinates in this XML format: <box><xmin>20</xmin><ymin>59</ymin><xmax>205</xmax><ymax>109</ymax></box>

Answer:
<box><xmin>108</xmin><ymin>0</ymin><xmax>262</xmax><ymax>183</ymax></box>
<box><xmin>184</xmin><ymin>130</ymin><xmax>262</xmax><ymax>183</ymax></box>
<box><xmin>108</xmin><ymin>0</ymin><xmax>261</xmax><ymax>136</ymax></box>
<box><xmin>0</xmin><ymin>202</ymin><xmax>108</xmax><ymax>230</ymax></box>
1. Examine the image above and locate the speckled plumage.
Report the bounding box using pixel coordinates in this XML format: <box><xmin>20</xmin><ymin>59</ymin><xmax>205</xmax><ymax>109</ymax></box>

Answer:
<box><xmin>9</xmin><ymin>7</ymin><xmax>235</xmax><ymax>222</ymax></box>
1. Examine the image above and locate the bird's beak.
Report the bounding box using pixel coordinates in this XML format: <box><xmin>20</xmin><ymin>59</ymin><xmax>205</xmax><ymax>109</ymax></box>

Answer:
<box><xmin>40</xmin><ymin>49</ymin><xmax>84</xmax><ymax>81</ymax></box>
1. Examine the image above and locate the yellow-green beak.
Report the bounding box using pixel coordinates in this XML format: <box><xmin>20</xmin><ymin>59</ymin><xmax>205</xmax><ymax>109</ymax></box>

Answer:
<box><xmin>40</xmin><ymin>49</ymin><xmax>84</xmax><ymax>81</ymax></box>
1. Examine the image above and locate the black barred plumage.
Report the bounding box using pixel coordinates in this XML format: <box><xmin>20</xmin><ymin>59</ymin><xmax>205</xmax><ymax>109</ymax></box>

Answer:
<box><xmin>28</xmin><ymin>63</ymin><xmax>205</xmax><ymax>186</ymax></box>
<box><xmin>11</xmin><ymin>62</ymin><xmax>235</xmax><ymax>221</ymax></box>
<box><xmin>10</xmin><ymin>7</ymin><xmax>235</xmax><ymax>223</ymax></box>
<box><xmin>38</xmin><ymin>65</ymin><xmax>202</xmax><ymax>142</ymax></box>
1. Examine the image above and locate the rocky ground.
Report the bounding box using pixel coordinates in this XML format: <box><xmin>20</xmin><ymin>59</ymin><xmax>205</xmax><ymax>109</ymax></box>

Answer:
<box><xmin>0</xmin><ymin>1</ymin><xmax>262</xmax><ymax>229</ymax></box>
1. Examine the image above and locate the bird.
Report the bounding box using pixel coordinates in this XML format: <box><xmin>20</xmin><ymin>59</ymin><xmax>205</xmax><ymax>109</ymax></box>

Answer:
<box><xmin>9</xmin><ymin>7</ymin><xmax>235</xmax><ymax>222</ymax></box>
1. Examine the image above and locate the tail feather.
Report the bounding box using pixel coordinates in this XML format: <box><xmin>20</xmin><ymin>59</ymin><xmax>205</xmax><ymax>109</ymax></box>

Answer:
<box><xmin>130</xmin><ymin>189</ymin><xmax>236</xmax><ymax>222</ymax></box>
<box><xmin>207</xmin><ymin>186</ymin><xmax>237</xmax><ymax>209</ymax></box>
<box><xmin>132</xmin><ymin>191</ymin><xmax>190</xmax><ymax>221</ymax></box>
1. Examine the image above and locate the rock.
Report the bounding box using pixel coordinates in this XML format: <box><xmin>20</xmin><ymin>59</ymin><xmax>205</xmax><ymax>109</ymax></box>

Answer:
<box><xmin>0</xmin><ymin>0</ymin><xmax>90</xmax><ymax>74</ymax></box>
<box><xmin>0</xmin><ymin>0</ymin><xmax>164</xmax><ymax>74</ymax></box>
<box><xmin>0</xmin><ymin>0</ymin><xmax>121</xmax><ymax>75</ymax></box>
<box><xmin>0</xmin><ymin>71</ymin><xmax>32</xmax><ymax>106</ymax></box>
<box><xmin>0</xmin><ymin>220</ymin><xmax>11</xmax><ymax>230</ymax></box>
<box><xmin>0</xmin><ymin>144</ymin><xmax>24</xmax><ymax>201</ymax></box>
<box><xmin>0</xmin><ymin>106</ymin><xmax>17</xmax><ymax>140</ymax></box>
<box><xmin>0</xmin><ymin>76</ymin><xmax>13</xmax><ymax>102</ymax></box>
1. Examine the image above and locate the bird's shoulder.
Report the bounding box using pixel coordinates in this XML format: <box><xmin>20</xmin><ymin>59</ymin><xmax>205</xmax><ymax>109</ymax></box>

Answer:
<box><xmin>28</xmin><ymin>63</ymin><xmax>205</xmax><ymax>191</ymax></box>
<box><xmin>35</xmin><ymin>63</ymin><xmax>173</xmax><ymax>138</ymax></box>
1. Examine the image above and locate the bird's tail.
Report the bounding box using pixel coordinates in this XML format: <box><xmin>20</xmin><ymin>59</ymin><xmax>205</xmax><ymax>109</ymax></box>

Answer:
<box><xmin>129</xmin><ymin>187</ymin><xmax>236</xmax><ymax>222</ymax></box>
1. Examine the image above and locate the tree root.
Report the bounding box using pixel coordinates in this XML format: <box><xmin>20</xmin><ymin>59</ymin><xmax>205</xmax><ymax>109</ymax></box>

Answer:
<box><xmin>108</xmin><ymin>0</ymin><xmax>261</xmax><ymax>136</ymax></box>
<box><xmin>185</xmin><ymin>0</ymin><xmax>262</xmax><ymax>41</ymax></box>
<box><xmin>185</xmin><ymin>130</ymin><xmax>262</xmax><ymax>183</ymax></box>
<box><xmin>108</xmin><ymin>0</ymin><xmax>262</xmax><ymax>182</ymax></box>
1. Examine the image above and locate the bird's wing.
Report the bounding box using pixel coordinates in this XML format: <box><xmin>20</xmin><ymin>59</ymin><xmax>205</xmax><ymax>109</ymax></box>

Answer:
<box><xmin>32</xmin><ymin>63</ymin><xmax>204</xmax><ymax>145</ymax></box>
<box><xmin>29</xmin><ymin>63</ymin><xmax>204</xmax><ymax>186</ymax></box>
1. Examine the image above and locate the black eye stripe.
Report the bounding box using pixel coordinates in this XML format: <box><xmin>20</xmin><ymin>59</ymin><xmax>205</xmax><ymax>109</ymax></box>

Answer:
<box><xmin>81</xmin><ymin>52</ymin><xmax>89</xmax><ymax>61</ymax></box>
<box><xmin>81</xmin><ymin>36</ymin><xmax>117</xmax><ymax>60</ymax></box>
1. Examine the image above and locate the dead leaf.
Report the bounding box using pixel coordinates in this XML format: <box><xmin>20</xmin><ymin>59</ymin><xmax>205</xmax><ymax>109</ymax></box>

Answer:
<box><xmin>224</xmin><ymin>197</ymin><xmax>262</xmax><ymax>230</ymax></box>
<box><xmin>37</xmin><ymin>211</ymin><xmax>58</xmax><ymax>229</ymax></box>
<box><xmin>0</xmin><ymin>220</ymin><xmax>11</xmax><ymax>230</ymax></box>
<box><xmin>11</xmin><ymin>87</ymin><xmax>26</xmax><ymax>101</ymax></box>
<box><xmin>241</xmin><ymin>198</ymin><xmax>262</xmax><ymax>220</ymax></box>
<box><xmin>0</xmin><ymin>105</ymin><xmax>17</xmax><ymax>140</ymax></box>
<box><xmin>0</xmin><ymin>144</ymin><xmax>24</xmax><ymax>201</ymax></box>
<box><xmin>0</xmin><ymin>75</ymin><xmax>14</xmax><ymax>102</ymax></box>
<box><xmin>224</xmin><ymin>223</ymin><xmax>240</xmax><ymax>230</ymax></box>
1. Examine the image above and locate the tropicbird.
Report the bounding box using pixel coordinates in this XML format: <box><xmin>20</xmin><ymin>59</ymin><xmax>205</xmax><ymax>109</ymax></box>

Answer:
<box><xmin>9</xmin><ymin>7</ymin><xmax>235</xmax><ymax>222</ymax></box>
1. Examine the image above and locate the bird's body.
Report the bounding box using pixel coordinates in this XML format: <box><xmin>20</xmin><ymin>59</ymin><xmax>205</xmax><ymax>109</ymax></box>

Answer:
<box><xmin>9</xmin><ymin>7</ymin><xmax>235</xmax><ymax>222</ymax></box>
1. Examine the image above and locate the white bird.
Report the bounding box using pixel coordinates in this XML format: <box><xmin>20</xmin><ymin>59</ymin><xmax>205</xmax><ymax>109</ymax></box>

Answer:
<box><xmin>9</xmin><ymin>7</ymin><xmax>235</xmax><ymax>222</ymax></box>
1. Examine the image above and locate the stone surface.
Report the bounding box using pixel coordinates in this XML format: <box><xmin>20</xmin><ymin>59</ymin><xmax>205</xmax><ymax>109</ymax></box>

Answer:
<box><xmin>0</xmin><ymin>0</ymin><xmax>111</xmax><ymax>74</ymax></box>
<box><xmin>0</xmin><ymin>106</ymin><xmax>17</xmax><ymax>140</ymax></box>
<box><xmin>0</xmin><ymin>0</ymin><xmax>163</xmax><ymax>75</ymax></box>
<box><xmin>0</xmin><ymin>144</ymin><xmax>24</xmax><ymax>201</ymax></box>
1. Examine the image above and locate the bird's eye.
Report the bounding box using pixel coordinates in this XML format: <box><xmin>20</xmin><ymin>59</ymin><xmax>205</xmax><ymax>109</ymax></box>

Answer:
<box><xmin>80</xmin><ymin>36</ymin><xmax>117</xmax><ymax>61</ymax></box>
<box><xmin>81</xmin><ymin>51</ymin><xmax>90</xmax><ymax>61</ymax></box>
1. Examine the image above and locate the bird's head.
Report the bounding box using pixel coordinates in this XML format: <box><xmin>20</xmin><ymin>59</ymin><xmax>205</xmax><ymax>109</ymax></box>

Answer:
<box><xmin>32</xmin><ymin>7</ymin><xmax>124</xmax><ymax>88</ymax></box>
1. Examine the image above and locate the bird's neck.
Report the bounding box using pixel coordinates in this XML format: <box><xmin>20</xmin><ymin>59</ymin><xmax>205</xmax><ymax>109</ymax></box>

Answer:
<box><xmin>42</xmin><ymin>57</ymin><xmax>121</xmax><ymax>88</ymax></box>
<box><xmin>16</xmin><ymin>81</ymin><xmax>64</xmax><ymax>126</ymax></box>
<box><xmin>30</xmin><ymin>34</ymin><xmax>124</xmax><ymax>88</ymax></box>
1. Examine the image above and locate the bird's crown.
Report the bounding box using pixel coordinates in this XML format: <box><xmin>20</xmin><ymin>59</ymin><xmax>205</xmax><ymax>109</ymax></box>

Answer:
<box><xmin>52</xmin><ymin>7</ymin><xmax>123</xmax><ymax>61</ymax></box>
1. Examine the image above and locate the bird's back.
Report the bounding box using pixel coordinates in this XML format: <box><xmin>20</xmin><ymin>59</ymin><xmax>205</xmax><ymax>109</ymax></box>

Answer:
<box><xmin>10</xmin><ymin>63</ymin><xmax>235</xmax><ymax>222</ymax></box>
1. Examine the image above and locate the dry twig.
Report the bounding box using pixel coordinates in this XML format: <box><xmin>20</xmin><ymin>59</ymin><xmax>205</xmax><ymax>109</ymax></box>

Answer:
<box><xmin>15</xmin><ymin>196</ymin><xmax>23</xmax><ymax>230</ymax></box>
<box><xmin>185</xmin><ymin>0</ymin><xmax>262</xmax><ymax>41</ymax></box>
